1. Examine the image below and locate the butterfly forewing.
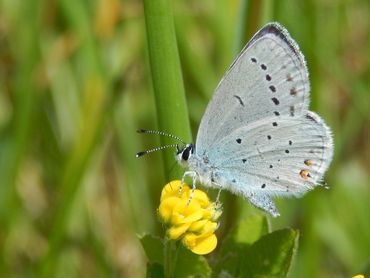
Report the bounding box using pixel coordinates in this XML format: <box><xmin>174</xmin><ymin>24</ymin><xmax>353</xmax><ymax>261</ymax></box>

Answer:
<box><xmin>196</xmin><ymin>23</ymin><xmax>310</xmax><ymax>155</ymax></box>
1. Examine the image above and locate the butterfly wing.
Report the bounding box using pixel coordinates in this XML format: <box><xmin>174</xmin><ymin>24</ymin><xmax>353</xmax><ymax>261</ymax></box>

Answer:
<box><xmin>196</xmin><ymin>22</ymin><xmax>310</xmax><ymax>156</ymax></box>
<box><xmin>193</xmin><ymin>23</ymin><xmax>334</xmax><ymax>216</ymax></box>
<box><xmin>210</xmin><ymin>112</ymin><xmax>333</xmax><ymax>216</ymax></box>
<box><xmin>211</xmin><ymin>112</ymin><xmax>333</xmax><ymax>194</ymax></box>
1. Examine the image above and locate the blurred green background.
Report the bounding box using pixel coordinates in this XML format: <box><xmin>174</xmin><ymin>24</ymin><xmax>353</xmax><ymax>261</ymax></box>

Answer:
<box><xmin>0</xmin><ymin>0</ymin><xmax>369</xmax><ymax>277</ymax></box>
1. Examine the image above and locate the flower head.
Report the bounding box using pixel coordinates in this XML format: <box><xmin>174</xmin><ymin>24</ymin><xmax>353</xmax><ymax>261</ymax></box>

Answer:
<box><xmin>158</xmin><ymin>180</ymin><xmax>222</xmax><ymax>255</ymax></box>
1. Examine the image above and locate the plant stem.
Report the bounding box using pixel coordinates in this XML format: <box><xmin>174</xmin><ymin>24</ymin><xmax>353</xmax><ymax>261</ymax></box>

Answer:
<box><xmin>164</xmin><ymin>238</ymin><xmax>173</xmax><ymax>278</ymax></box>
<box><xmin>143</xmin><ymin>0</ymin><xmax>192</xmax><ymax>180</ymax></box>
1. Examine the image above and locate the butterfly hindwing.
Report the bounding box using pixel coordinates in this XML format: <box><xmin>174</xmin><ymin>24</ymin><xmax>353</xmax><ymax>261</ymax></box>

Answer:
<box><xmin>210</xmin><ymin>111</ymin><xmax>333</xmax><ymax>197</ymax></box>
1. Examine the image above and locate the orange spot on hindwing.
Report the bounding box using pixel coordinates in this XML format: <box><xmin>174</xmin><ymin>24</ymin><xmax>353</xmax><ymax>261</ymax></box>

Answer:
<box><xmin>300</xmin><ymin>170</ymin><xmax>310</xmax><ymax>180</ymax></box>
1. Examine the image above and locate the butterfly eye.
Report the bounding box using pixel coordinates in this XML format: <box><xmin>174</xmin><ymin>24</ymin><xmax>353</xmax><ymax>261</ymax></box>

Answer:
<box><xmin>182</xmin><ymin>146</ymin><xmax>191</xmax><ymax>161</ymax></box>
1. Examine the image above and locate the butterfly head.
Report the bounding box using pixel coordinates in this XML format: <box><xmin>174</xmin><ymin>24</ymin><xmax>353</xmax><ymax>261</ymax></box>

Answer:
<box><xmin>176</xmin><ymin>143</ymin><xmax>195</xmax><ymax>166</ymax></box>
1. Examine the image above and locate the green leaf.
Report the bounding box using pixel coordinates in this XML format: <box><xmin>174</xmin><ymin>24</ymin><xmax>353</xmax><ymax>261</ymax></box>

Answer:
<box><xmin>140</xmin><ymin>234</ymin><xmax>164</xmax><ymax>265</ymax></box>
<box><xmin>234</xmin><ymin>214</ymin><xmax>270</xmax><ymax>245</ymax></box>
<box><xmin>173</xmin><ymin>245</ymin><xmax>211</xmax><ymax>278</ymax></box>
<box><xmin>215</xmin><ymin>214</ymin><xmax>269</xmax><ymax>276</ymax></box>
<box><xmin>146</xmin><ymin>263</ymin><xmax>164</xmax><ymax>278</ymax></box>
<box><xmin>240</xmin><ymin>228</ymin><xmax>299</xmax><ymax>278</ymax></box>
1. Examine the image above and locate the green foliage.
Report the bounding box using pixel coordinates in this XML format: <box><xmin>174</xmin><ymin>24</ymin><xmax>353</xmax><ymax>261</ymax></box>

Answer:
<box><xmin>173</xmin><ymin>246</ymin><xmax>211</xmax><ymax>278</ymax></box>
<box><xmin>240</xmin><ymin>229</ymin><xmax>298</xmax><ymax>278</ymax></box>
<box><xmin>214</xmin><ymin>214</ymin><xmax>270</xmax><ymax>274</ymax></box>
<box><xmin>211</xmin><ymin>215</ymin><xmax>297</xmax><ymax>277</ymax></box>
<box><xmin>140</xmin><ymin>216</ymin><xmax>298</xmax><ymax>277</ymax></box>
<box><xmin>140</xmin><ymin>234</ymin><xmax>165</xmax><ymax>265</ymax></box>
<box><xmin>147</xmin><ymin>263</ymin><xmax>165</xmax><ymax>278</ymax></box>
<box><xmin>140</xmin><ymin>234</ymin><xmax>211</xmax><ymax>277</ymax></box>
<box><xmin>233</xmin><ymin>214</ymin><xmax>270</xmax><ymax>244</ymax></box>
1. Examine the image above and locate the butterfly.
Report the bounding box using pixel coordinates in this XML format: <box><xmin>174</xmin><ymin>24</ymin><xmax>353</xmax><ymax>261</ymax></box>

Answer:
<box><xmin>138</xmin><ymin>22</ymin><xmax>333</xmax><ymax>217</ymax></box>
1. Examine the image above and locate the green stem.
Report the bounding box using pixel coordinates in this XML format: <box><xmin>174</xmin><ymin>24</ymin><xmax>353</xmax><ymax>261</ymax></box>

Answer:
<box><xmin>164</xmin><ymin>238</ymin><xmax>174</xmax><ymax>278</ymax></box>
<box><xmin>143</xmin><ymin>0</ymin><xmax>192</xmax><ymax>180</ymax></box>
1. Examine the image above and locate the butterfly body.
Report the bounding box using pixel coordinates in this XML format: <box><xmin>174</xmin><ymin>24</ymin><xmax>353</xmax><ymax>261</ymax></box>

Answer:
<box><xmin>175</xmin><ymin>22</ymin><xmax>333</xmax><ymax>217</ymax></box>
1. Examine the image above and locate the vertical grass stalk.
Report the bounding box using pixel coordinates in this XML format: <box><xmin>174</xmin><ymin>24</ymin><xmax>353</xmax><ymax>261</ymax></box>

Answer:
<box><xmin>143</xmin><ymin>0</ymin><xmax>192</xmax><ymax>180</ymax></box>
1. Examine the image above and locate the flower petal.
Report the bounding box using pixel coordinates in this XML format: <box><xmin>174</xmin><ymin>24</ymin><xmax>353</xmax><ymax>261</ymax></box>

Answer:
<box><xmin>158</xmin><ymin>197</ymin><xmax>179</xmax><ymax>223</ymax></box>
<box><xmin>188</xmin><ymin>219</ymin><xmax>208</xmax><ymax>232</ymax></box>
<box><xmin>192</xmin><ymin>189</ymin><xmax>210</xmax><ymax>207</ymax></box>
<box><xmin>183</xmin><ymin>233</ymin><xmax>218</xmax><ymax>255</ymax></box>
<box><xmin>200</xmin><ymin>221</ymin><xmax>218</xmax><ymax>234</ymax></box>
<box><xmin>161</xmin><ymin>180</ymin><xmax>190</xmax><ymax>201</ymax></box>
<box><xmin>171</xmin><ymin>200</ymin><xmax>203</xmax><ymax>224</ymax></box>
<box><xmin>168</xmin><ymin>223</ymin><xmax>191</xmax><ymax>240</ymax></box>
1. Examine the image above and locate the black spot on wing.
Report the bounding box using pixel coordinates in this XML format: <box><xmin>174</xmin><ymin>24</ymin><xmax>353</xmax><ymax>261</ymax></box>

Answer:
<box><xmin>236</xmin><ymin>138</ymin><xmax>242</xmax><ymax>144</ymax></box>
<box><xmin>233</xmin><ymin>95</ymin><xmax>245</xmax><ymax>106</ymax></box>
<box><xmin>271</xmin><ymin>97</ymin><xmax>279</xmax><ymax>105</ymax></box>
<box><xmin>269</xmin><ymin>85</ymin><xmax>276</xmax><ymax>92</ymax></box>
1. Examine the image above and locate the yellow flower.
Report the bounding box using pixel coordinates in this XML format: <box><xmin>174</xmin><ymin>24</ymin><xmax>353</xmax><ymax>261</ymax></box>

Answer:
<box><xmin>352</xmin><ymin>275</ymin><xmax>364</xmax><ymax>278</ymax></box>
<box><xmin>158</xmin><ymin>180</ymin><xmax>222</xmax><ymax>255</ymax></box>
<box><xmin>183</xmin><ymin>233</ymin><xmax>217</xmax><ymax>255</ymax></box>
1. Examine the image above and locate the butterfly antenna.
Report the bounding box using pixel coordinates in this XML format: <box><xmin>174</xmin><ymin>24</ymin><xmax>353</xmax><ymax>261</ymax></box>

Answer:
<box><xmin>136</xmin><ymin>144</ymin><xmax>178</xmax><ymax>158</ymax></box>
<box><xmin>137</xmin><ymin>128</ymin><xmax>186</xmax><ymax>144</ymax></box>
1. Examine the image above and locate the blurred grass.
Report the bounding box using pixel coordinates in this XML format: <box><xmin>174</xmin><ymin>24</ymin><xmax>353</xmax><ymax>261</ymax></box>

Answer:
<box><xmin>0</xmin><ymin>0</ymin><xmax>369</xmax><ymax>277</ymax></box>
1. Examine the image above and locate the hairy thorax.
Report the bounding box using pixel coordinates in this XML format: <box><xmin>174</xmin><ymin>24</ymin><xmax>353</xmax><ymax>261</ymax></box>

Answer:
<box><xmin>187</xmin><ymin>154</ymin><xmax>224</xmax><ymax>190</ymax></box>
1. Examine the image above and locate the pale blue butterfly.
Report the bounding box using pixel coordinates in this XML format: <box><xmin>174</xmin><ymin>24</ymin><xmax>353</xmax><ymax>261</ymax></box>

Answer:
<box><xmin>138</xmin><ymin>22</ymin><xmax>333</xmax><ymax>217</ymax></box>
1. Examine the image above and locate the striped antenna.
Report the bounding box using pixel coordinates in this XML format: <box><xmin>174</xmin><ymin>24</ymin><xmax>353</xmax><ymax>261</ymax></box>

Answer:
<box><xmin>137</xmin><ymin>128</ymin><xmax>186</xmax><ymax>144</ymax></box>
<box><xmin>136</xmin><ymin>144</ymin><xmax>178</xmax><ymax>158</ymax></box>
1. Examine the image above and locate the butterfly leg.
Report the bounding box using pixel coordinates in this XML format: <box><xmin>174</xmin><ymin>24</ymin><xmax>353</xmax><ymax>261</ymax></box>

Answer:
<box><xmin>216</xmin><ymin>189</ymin><xmax>222</xmax><ymax>203</ymax></box>
<box><xmin>187</xmin><ymin>171</ymin><xmax>198</xmax><ymax>205</ymax></box>
<box><xmin>180</xmin><ymin>171</ymin><xmax>197</xmax><ymax>196</ymax></box>
<box><xmin>246</xmin><ymin>192</ymin><xmax>280</xmax><ymax>217</ymax></box>
<box><xmin>180</xmin><ymin>171</ymin><xmax>191</xmax><ymax>195</ymax></box>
